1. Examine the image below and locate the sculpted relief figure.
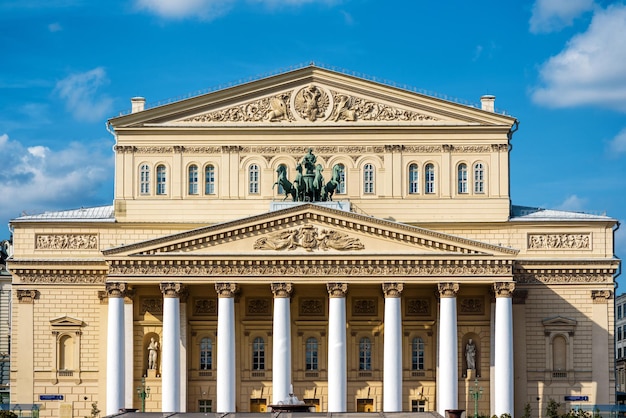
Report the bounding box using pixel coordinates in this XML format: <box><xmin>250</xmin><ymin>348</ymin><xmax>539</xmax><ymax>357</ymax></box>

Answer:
<box><xmin>148</xmin><ymin>337</ymin><xmax>159</xmax><ymax>371</ymax></box>
<box><xmin>465</xmin><ymin>338</ymin><xmax>476</xmax><ymax>370</ymax></box>
<box><xmin>254</xmin><ymin>225</ymin><xmax>364</xmax><ymax>252</ymax></box>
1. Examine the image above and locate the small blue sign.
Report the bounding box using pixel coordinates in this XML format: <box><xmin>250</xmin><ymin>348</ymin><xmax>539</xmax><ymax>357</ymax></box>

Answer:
<box><xmin>39</xmin><ymin>395</ymin><xmax>64</xmax><ymax>401</ymax></box>
<box><xmin>564</xmin><ymin>396</ymin><xmax>589</xmax><ymax>402</ymax></box>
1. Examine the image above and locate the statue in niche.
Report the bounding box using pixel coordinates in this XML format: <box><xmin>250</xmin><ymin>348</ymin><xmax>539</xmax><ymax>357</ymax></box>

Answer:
<box><xmin>465</xmin><ymin>338</ymin><xmax>477</xmax><ymax>370</ymax></box>
<box><xmin>147</xmin><ymin>337</ymin><xmax>159</xmax><ymax>370</ymax></box>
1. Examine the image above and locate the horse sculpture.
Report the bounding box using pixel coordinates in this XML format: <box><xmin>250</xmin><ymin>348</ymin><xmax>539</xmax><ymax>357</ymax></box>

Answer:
<box><xmin>313</xmin><ymin>164</ymin><xmax>325</xmax><ymax>201</ymax></box>
<box><xmin>293</xmin><ymin>164</ymin><xmax>306</xmax><ymax>202</ymax></box>
<box><xmin>273</xmin><ymin>165</ymin><xmax>297</xmax><ymax>201</ymax></box>
<box><xmin>322</xmin><ymin>164</ymin><xmax>342</xmax><ymax>201</ymax></box>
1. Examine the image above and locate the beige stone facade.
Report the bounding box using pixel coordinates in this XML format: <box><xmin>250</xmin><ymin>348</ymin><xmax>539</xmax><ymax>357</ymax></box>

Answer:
<box><xmin>7</xmin><ymin>66</ymin><xmax>620</xmax><ymax>418</ymax></box>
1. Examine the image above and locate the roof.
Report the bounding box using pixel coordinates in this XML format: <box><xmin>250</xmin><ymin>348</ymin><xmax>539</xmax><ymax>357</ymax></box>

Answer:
<box><xmin>11</xmin><ymin>205</ymin><xmax>115</xmax><ymax>223</ymax></box>
<box><xmin>510</xmin><ymin>205</ymin><xmax>615</xmax><ymax>222</ymax></box>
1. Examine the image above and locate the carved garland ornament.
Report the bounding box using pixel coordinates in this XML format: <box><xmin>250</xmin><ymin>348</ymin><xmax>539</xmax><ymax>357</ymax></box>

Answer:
<box><xmin>254</xmin><ymin>225</ymin><xmax>364</xmax><ymax>252</ymax></box>
<box><xmin>36</xmin><ymin>234</ymin><xmax>98</xmax><ymax>250</ymax></box>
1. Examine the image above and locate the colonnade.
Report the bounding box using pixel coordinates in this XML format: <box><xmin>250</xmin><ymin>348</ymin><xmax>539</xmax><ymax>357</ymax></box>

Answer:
<box><xmin>105</xmin><ymin>280</ymin><xmax>515</xmax><ymax>416</ymax></box>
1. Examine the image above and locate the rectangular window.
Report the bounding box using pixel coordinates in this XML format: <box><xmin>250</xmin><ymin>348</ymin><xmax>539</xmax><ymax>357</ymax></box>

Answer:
<box><xmin>205</xmin><ymin>165</ymin><xmax>215</xmax><ymax>195</ymax></box>
<box><xmin>619</xmin><ymin>348</ymin><xmax>623</xmax><ymax>359</ymax></box>
<box><xmin>620</xmin><ymin>327</ymin><xmax>623</xmax><ymax>341</ymax></box>
<box><xmin>198</xmin><ymin>400</ymin><xmax>212</xmax><ymax>413</ymax></box>
<box><xmin>188</xmin><ymin>166</ymin><xmax>199</xmax><ymax>195</ymax></box>
<box><xmin>412</xmin><ymin>400</ymin><xmax>426</xmax><ymax>412</ymax></box>
<box><xmin>619</xmin><ymin>305</ymin><xmax>623</xmax><ymax>320</ymax></box>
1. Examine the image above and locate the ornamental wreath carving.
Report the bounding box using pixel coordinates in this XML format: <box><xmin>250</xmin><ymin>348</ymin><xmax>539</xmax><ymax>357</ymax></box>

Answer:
<box><xmin>528</xmin><ymin>233</ymin><xmax>590</xmax><ymax>250</ymax></box>
<box><xmin>36</xmin><ymin>234</ymin><xmax>98</xmax><ymax>250</ymax></box>
<box><xmin>253</xmin><ymin>224</ymin><xmax>364</xmax><ymax>251</ymax></box>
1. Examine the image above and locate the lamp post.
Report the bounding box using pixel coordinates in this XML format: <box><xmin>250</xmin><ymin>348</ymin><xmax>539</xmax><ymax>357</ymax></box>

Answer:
<box><xmin>469</xmin><ymin>378</ymin><xmax>483</xmax><ymax>418</ymax></box>
<box><xmin>136</xmin><ymin>376</ymin><xmax>151</xmax><ymax>412</ymax></box>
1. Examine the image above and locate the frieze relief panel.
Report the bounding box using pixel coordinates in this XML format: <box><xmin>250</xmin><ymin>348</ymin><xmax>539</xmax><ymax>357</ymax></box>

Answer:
<box><xmin>193</xmin><ymin>298</ymin><xmax>217</xmax><ymax>315</ymax></box>
<box><xmin>246</xmin><ymin>298</ymin><xmax>271</xmax><ymax>316</ymax></box>
<box><xmin>459</xmin><ymin>297</ymin><xmax>484</xmax><ymax>315</ymax></box>
<box><xmin>527</xmin><ymin>233</ymin><xmax>590</xmax><ymax>250</ymax></box>
<box><xmin>254</xmin><ymin>225</ymin><xmax>364</xmax><ymax>251</ymax></box>
<box><xmin>352</xmin><ymin>298</ymin><xmax>378</xmax><ymax>316</ymax></box>
<box><xmin>299</xmin><ymin>298</ymin><xmax>325</xmax><ymax>316</ymax></box>
<box><xmin>36</xmin><ymin>234</ymin><xmax>98</xmax><ymax>250</ymax></box>
<box><xmin>179</xmin><ymin>84</ymin><xmax>441</xmax><ymax>124</ymax></box>
<box><xmin>405</xmin><ymin>298</ymin><xmax>431</xmax><ymax>316</ymax></box>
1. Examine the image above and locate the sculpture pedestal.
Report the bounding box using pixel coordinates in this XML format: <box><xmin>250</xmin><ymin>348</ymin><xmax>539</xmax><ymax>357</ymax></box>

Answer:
<box><xmin>146</xmin><ymin>369</ymin><xmax>158</xmax><ymax>378</ymax></box>
<box><xmin>466</xmin><ymin>369</ymin><xmax>476</xmax><ymax>379</ymax></box>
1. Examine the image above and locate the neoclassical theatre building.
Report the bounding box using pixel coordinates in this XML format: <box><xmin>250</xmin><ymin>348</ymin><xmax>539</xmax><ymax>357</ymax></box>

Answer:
<box><xmin>8</xmin><ymin>66</ymin><xmax>620</xmax><ymax>418</ymax></box>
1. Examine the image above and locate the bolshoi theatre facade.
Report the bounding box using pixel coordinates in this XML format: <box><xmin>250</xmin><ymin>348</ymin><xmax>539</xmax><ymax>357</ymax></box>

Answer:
<box><xmin>7</xmin><ymin>66</ymin><xmax>620</xmax><ymax>418</ymax></box>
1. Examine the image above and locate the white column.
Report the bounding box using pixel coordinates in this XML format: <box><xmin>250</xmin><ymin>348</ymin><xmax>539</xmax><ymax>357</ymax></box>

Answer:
<box><xmin>494</xmin><ymin>282</ymin><xmax>515</xmax><ymax>418</ymax></box>
<box><xmin>327</xmin><ymin>283</ymin><xmax>348</xmax><ymax>412</ymax></box>
<box><xmin>216</xmin><ymin>283</ymin><xmax>238</xmax><ymax>413</ymax></box>
<box><xmin>161</xmin><ymin>282</ymin><xmax>184</xmax><ymax>412</ymax></box>
<box><xmin>106</xmin><ymin>283</ymin><xmax>126</xmax><ymax>415</ymax></box>
<box><xmin>272</xmin><ymin>283</ymin><xmax>293</xmax><ymax>404</ymax></box>
<box><xmin>437</xmin><ymin>282</ymin><xmax>459</xmax><ymax>416</ymax></box>
<box><xmin>383</xmin><ymin>283</ymin><xmax>404</xmax><ymax>411</ymax></box>
<box><xmin>124</xmin><ymin>295</ymin><xmax>134</xmax><ymax>408</ymax></box>
<box><xmin>179</xmin><ymin>298</ymin><xmax>188</xmax><ymax>412</ymax></box>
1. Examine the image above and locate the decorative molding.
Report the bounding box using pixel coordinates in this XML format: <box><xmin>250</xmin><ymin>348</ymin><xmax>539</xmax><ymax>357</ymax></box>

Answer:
<box><xmin>299</xmin><ymin>298</ymin><xmax>325</xmax><ymax>316</ymax></box>
<box><xmin>382</xmin><ymin>282</ymin><xmax>403</xmax><ymax>298</ymax></box>
<box><xmin>449</xmin><ymin>145</ymin><xmax>491</xmax><ymax>153</ymax></box>
<box><xmin>134</xmin><ymin>146</ymin><xmax>174</xmax><ymax>154</ymax></box>
<box><xmin>271</xmin><ymin>282</ymin><xmax>293</xmax><ymax>298</ymax></box>
<box><xmin>406</xmin><ymin>298</ymin><xmax>430</xmax><ymax>316</ymax></box>
<box><xmin>353</xmin><ymin>298</ymin><xmax>377</xmax><ymax>315</ymax></box>
<box><xmin>160</xmin><ymin>282</ymin><xmax>186</xmax><ymax>298</ymax></box>
<box><xmin>328</xmin><ymin>90</ymin><xmax>438</xmax><ymax>122</ymax></box>
<box><xmin>459</xmin><ymin>297</ymin><xmax>484</xmax><ymax>314</ymax></box>
<box><xmin>108</xmin><ymin>258</ymin><xmax>512</xmax><ymax>278</ymax></box>
<box><xmin>106</xmin><ymin>282</ymin><xmax>127</xmax><ymax>298</ymax></box>
<box><xmin>193</xmin><ymin>298</ymin><xmax>217</xmax><ymax>315</ymax></box>
<box><xmin>35</xmin><ymin>234</ymin><xmax>98</xmax><ymax>250</ymax></box>
<box><xmin>215</xmin><ymin>282</ymin><xmax>239</xmax><ymax>298</ymax></box>
<box><xmin>246</xmin><ymin>298</ymin><xmax>271</xmax><ymax>316</ymax></box>
<box><xmin>493</xmin><ymin>282</ymin><xmax>515</xmax><ymax>298</ymax></box>
<box><xmin>254</xmin><ymin>225</ymin><xmax>364</xmax><ymax>252</ymax></box>
<box><xmin>591</xmin><ymin>289</ymin><xmax>612</xmax><ymax>303</ymax></box>
<box><xmin>17</xmin><ymin>289</ymin><xmax>38</xmax><ymax>303</ymax></box>
<box><xmin>528</xmin><ymin>233</ymin><xmax>590</xmax><ymax>250</ymax></box>
<box><xmin>16</xmin><ymin>272</ymin><xmax>107</xmax><ymax>284</ymax></box>
<box><xmin>404</xmin><ymin>145</ymin><xmax>442</xmax><ymax>153</ymax></box>
<box><xmin>438</xmin><ymin>282</ymin><xmax>459</xmax><ymax>298</ymax></box>
<box><xmin>114</xmin><ymin>145</ymin><xmax>135</xmax><ymax>153</ymax></box>
<box><xmin>141</xmin><ymin>297</ymin><xmax>163</xmax><ymax>315</ymax></box>
<box><xmin>514</xmin><ymin>272</ymin><xmax>613</xmax><ymax>284</ymax></box>
<box><xmin>294</xmin><ymin>85</ymin><xmax>330</xmax><ymax>121</ymax></box>
<box><xmin>183</xmin><ymin>93</ymin><xmax>295</xmax><ymax>123</ymax></box>
<box><xmin>327</xmin><ymin>282</ymin><xmax>348</xmax><ymax>298</ymax></box>
<box><xmin>491</xmin><ymin>144</ymin><xmax>509</xmax><ymax>152</ymax></box>
<box><xmin>181</xmin><ymin>146</ymin><xmax>223</xmax><ymax>154</ymax></box>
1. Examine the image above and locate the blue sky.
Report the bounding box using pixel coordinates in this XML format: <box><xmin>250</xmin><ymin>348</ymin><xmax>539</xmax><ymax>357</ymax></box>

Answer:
<box><xmin>1</xmin><ymin>0</ymin><xmax>625</xmax><ymax>285</ymax></box>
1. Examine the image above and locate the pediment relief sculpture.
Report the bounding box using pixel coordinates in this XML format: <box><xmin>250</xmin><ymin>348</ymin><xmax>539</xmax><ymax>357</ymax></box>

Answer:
<box><xmin>180</xmin><ymin>83</ymin><xmax>439</xmax><ymax>124</ymax></box>
<box><xmin>254</xmin><ymin>224</ymin><xmax>364</xmax><ymax>252</ymax></box>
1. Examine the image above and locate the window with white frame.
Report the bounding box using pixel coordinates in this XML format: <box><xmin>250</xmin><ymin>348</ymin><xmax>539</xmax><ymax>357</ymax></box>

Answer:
<box><xmin>252</xmin><ymin>337</ymin><xmax>265</xmax><ymax>370</ymax></box>
<box><xmin>458</xmin><ymin>163</ymin><xmax>468</xmax><ymax>194</ymax></box>
<box><xmin>409</xmin><ymin>163</ymin><xmax>419</xmax><ymax>194</ymax></box>
<box><xmin>156</xmin><ymin>164</ymin><xmax>167</xmax><ymax>195</ymax></box>
<box><xmin>198</xmin><ymin>400</ymin><xmax>212</xmax><ymax>413</ymax></box>
<box><xmin>412</xmin><ymin>400</ymin><xmax>426</xmax><ymax>412</ymax></box>
<box><xmin>411</xmin><ymin>337</ymin><xmax>425</xmax><ymax>370</ymax></box>
<box><xmin>305</xmin><ymin>337</ymin><xmax>318</xmax><ymax>370</ymax></box>
<box><xmin>363</xmin><ymin>163</ymin><xmax>374</xmax><ymax>194</ymax></box>
<box><xmin>188</xmin><ymin>165</ymin><xmax>199</xmax><ymax>195</ymax></box>
<box><xmin>140</xmin><ymin>164</ymin><xmax>150</xmax><ymax>195</ymax></box>
<box><xmin>359</xmin><ymin>337</ymin><xmax>372</xmax><ymax>371</ymax></box>
<box><xmin>249</xmin><ymin>164</ymin><xmax>260</xmax><ymax>194</ymax></box>
<box><xmin>425</xmin><ymin>163</ymin><xmax>435</xmax><ymax>194</ymax></box>
<box><xmin>474</xmin><ymin>162</ymin><xmax>485</xmax><ymax>193</ymax></box>
<box><xmin>205</xmin><ymin>165</ymin><xmax>215</xmax><ymax>195</ymax></box>
<box><xmin>200</xmin><ymin>337</ymin><xmax>212</xmax><ymax>370</ymax></box>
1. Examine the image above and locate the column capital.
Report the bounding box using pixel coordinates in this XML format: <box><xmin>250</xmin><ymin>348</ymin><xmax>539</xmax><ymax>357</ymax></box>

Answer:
<box><xmin>160</xmin><ymin>282</ymin><xmax>186</xmax><ymax>298</ymax></box>
<box><xmin>382</xmin><ymin>283</ymin><xmax>404</xmax><ymax>298</ymax></box>
<box><xmin>271</xmin><ymin>282</ymin><xmax>293</xmax><ymax>298</ymax></box>
<box><xmin>327</xmin><ymin>282</ymin><xmax>348</xmax><ymax>298</ymax></box>
<box><xmin>16</xmin><ymin>289</ymin><xmax>38</xmax><ymax>303</ymax></box>
<box><xmin>438</xmin><ymin>282</ymin><xmax>459</xmax><ymax>298</ymax></box>
<box><xmin>591</xmin><ymin>289</ymin><xmax>612</xmax><ymax>303</ymax></box>
<box><xmin>215</xmin><ymin>282</ymin><xmax>239</xmax><ymax>298</ymax></box>
<box><xmin>493</xmin><ymin>282</ymin><xmax>515</xmax><ymax>298</ymax></box>
<box><xmin>106</xmin><ymin>282</ymin><xmax>128</xmax><ymax>298</ymax></box>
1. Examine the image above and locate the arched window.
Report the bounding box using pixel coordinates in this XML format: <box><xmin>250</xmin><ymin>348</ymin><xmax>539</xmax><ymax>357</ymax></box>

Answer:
<box><xmin>277</xmin><ymin>164</ymin><xmax>287</xmax><ymax>195</ymax></box>
<box><xmin>409</xmin><ymin>163</ymin><xmax>419</xmax><ymax>194</ymax></box>
<box><xmin>200</xmin><ymin>337</ymin><xmax>213</xmax><ymax>370</ymax></box>
<box><xmin>252</xmin><ymin>337</ymin><xmax>265</xmax><ymax>370</ymax></box>
<box><xmin>359</xmin><ymin>337</ymin><xmax>372</xmax><ymax>371</ymax></box>
<box><xmin>188</xmin><ymin>165</ymin><xmax>199</xmax><ymax>195</ymax></box>
<box><xmin>305</xmin><ymin>337</ymin><xmax>318</xmax><ymax>370</ymax></box>
<box><xmin>553</xmin><ymin>335</ymin><xmax>567</xmax><ymax>371</ymax></box>
<box><xmin>59</xmin><ymin>335</ymin><xmax>74</xmax><ymax>370</ymax></box>
<box><xmin>140</xmin><ymin>164</ymin><xmax>150</xmax><ymax>195</ymax></box>
<box><xmin>337</xmin><ymin>163</ymin><xmax>346</xmax><ymax>194</ymax></box>
<box><xmin>156</xmin><ymin>164</ymin><xmax>167</xmax><ymax>195</ymax></box>
<box><xmin>474</xmin><ymin>162</ymin><xmax>485</xmax><ymax>194</ymax></box>
<box><xmin>425</xmin><ymin>163</ymin><xmax>435</xmax><ymax>194</ymax></box>
<box><xmin>458</xmin><ymin>163</ymin><xmax>468</xmax><ymax>194</ymax></box>
<box><xmin>205</xmin><ymin>165</ymin><xmax>215</xmax><ymax>195</ymax></box>
<box><xmin>249</xmin><ymin>164</ymin><xmax>260</xmax><ymax>194</ymax></box>
<box><xmin>411</xmin><ymin>337</ymin><xmax>425</xmax><ymax>370</ymax></box>
<box><xmin>363</xmin><ymin>163</ymin><xmax>374</xmax><ymax>194</ymax></box>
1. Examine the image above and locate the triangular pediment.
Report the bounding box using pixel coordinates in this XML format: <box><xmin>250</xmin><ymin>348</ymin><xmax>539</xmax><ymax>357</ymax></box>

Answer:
<box><xmin>109</xmin><ymin>66</ymin><xmax>516</xmax><ymax>128</ymax></box>
<box><xmin>50</xmin><ymin>316</ymin><xmax>84</xmax><ymax>327</ymax></box>
<box><xmin>104</xmin><ymin>203</ymin><xmax>517</xmax><ymax>258</ymax></box>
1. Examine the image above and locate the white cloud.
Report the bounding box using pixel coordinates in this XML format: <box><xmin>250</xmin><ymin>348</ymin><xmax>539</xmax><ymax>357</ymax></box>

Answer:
<box><xmin>0</xmin><ymin>133</ymin><xmax>113</xmax><ymax>229</ymax></box>
<box><xmin>555</xmin><ymin>194</ymin><xmax>587</xmax><ymax>212</ymax></box>
<box><xmin>54</xmin><ymin>67</ymin><xmax>113</xmax><ymax>122</ymax></box>
<box><xmin>133</xmin><ymin>0</ymin><xmax>235</xmax><ymax>20</ymax></box>
<box><xmin>609</xmin><ymin>127</ymin><xmax>626</xmax><ymax>155</ymax></box>
<box><xmin>529</xmin><ymin>0</ymin><xmax>595</xmax><ymax>33</ymax></box>
<box><xmin>531</xmin><ymin>4</ymin><xmax>626</xmax><ymax>112</ymax></box>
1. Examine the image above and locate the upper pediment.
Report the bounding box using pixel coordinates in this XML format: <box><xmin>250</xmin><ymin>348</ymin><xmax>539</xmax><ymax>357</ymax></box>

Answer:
<box><xmin>104</xmin><ymin>203</ymin><xmax>518</xmax><ymax>259</ymax></box>
<box><xmin>109</xmin><ymin>66</ymin><xmax>516</xmax><ymax>129</ymax></box>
